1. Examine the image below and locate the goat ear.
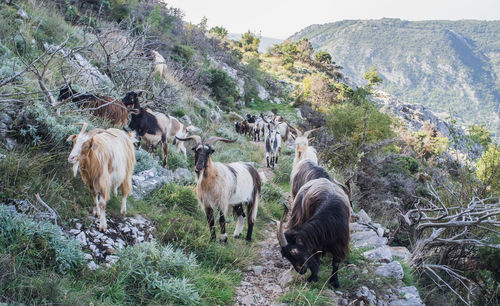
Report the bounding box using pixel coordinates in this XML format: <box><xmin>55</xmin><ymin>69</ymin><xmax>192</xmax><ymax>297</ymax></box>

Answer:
<box><xmin>210</xmin><ymin>148</ymin><xmax>215</xmax><ymax>154</ymax></box>
<box><xmin>66</xmin><ymin>134</ymin><xmax>76</xmax><ymax>142</ymax></box>
<box><xmin>290</xmin><ymin>134</ymin><xmax>296</xmax><ymax>140</ymax></box>
<box><xmin>137</xmin><ymin>91</ymin><xmax>142</xmax><ymax>97</ymax></box>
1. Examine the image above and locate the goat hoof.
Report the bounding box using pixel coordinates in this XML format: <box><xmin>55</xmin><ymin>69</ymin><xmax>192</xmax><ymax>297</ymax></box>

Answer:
<box><xmin>329</xmin><ymin>280</ymin><xmax>340</xmax><ymax>288</ymax></box>
<box><xmin>307</xmin><ymin>275</ymin><xmax>318</xmax><ymax>283</ymax></box>
<box><xmin>120</xmin><ymin>208</ymin><xmax>127</xmax><ymax>216</ymax></box>
<box><xmin>219</xmin><ymin>237</ymin><xmax>228</xmax><ymax>244</ymax></box>
<box><xmin>233</xmin><ymin>234</ymin><xmax>242</xmax><ymax>239</ymax></box>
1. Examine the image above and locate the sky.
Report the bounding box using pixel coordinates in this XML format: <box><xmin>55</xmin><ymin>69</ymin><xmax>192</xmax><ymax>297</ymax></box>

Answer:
<box><xmin>164</xmin><ymin>0</ymin><xmax>500</xmax><ymax>39</ymax></box>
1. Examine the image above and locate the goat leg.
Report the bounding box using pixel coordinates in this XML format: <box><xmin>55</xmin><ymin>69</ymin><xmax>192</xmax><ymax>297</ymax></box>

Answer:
<box><xmin>219</xmin><ymin>212</ymin><xmax>227</xmax><ymax>243</ymax></box>
<box><xmin>205</xmin><ymin>207</ymin><xmax>216</xmax><ymax>241</ymax></box>
<box><xmin>266</xmin><ymin>155</ymin><xmax>270</xmax><ymax>168</ymax></box>
<box><xmin>329</xmin><ymin>260</ymin><xmax>340</xmax><ymax>288</ymax></box>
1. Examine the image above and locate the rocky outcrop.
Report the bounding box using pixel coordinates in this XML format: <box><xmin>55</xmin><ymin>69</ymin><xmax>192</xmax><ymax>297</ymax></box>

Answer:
<box><xmin>132</xmin><ymin>167</ymin><xmax>194</xmax><ymax>199</ymax></box>
<box><xmin>66</xmin><ymin>214</ymin><xmax>155</xmax><ymax>269</ymax></box>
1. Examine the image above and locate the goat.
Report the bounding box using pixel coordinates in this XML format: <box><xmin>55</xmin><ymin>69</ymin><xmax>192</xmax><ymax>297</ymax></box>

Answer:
<box><xmin>58</xmin><ymin>83</ymin><xmax>129</xmax><ymax>126</ymax></box>
<box><xmin>291</xmin><ymin>159</ymin><xmax>331</xmax><ymax>199</ymax></box>
<box><xmin>253</xmin><ymin>118</ymin><xmax>265</xmax><ymax>141</ymax></box>
<box><xmin>264</xmin><ymin>123</ymin><xmax>282</xmax><ymax>169</ymax></box>
<box><xmin>122</xmin><ymin>92</ymin><xmax>169</xmax><ymax>166</ymax></box>
<box><xmin>67</xmin><ymin>123</ymin><xmax>135</xmax><ymax>232</ymax></box>
<box><xmin>176</xmin><ymin>135</ymin><xmax>261</xmax><ymax>242</ymax></box>
<box><xmin>292</xmin><ymin>127</ymin><xmax>322</xmax><ymax>168</ymax></box>
<box><xmin>145</xmin><ymin>49</ymin><xmax>168</xmax><ymax>80</ymax></box>
<box><xmin>277</xmin><ymin>178</ymin><xmax>350</xmax><ymax>288</ymax></box>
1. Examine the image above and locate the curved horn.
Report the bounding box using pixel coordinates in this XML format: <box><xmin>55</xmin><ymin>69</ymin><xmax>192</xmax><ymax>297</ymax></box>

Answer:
<box><xmin>287</xmin><ymin>122</ymin><xmax>302</xmax><ymax>136</ymax></box>
<box><xmin>303</xmin><ymin>127</ymin><xmax>323</xmax><ymax>138</ymax></box>
<box><xmin>176</xmin><ymin>135</ymin><xmax>202</xmax><ymax>146</ymax></box>
<box><xmin>277</xmin><ymin>206</ymin><xmax>289</xmax><ymax>248</ymax></box>
<box><xmin>205</xmin><ymin>136</ymin><xmax>236</xmax><ymax>146</ymax></box>
<box><xmin>73</xmin><ymin>122</ymin><xmax>88</xmax><ymax>135</ymax></box>
<box><xmin>260</xmin><ymin>113</ymin><xmax>269</xmax><ymax>124</ymax></box>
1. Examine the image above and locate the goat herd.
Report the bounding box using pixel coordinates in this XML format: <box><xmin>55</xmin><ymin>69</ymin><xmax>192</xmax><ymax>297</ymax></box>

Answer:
<box><xmin>60</xmin><ymin>83</ymin><xmax>351</xmax><ymax>288</ymax></box>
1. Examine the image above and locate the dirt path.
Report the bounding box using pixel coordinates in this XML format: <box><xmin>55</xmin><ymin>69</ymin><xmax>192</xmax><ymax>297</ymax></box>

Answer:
<box><xmin>234</xmin><ymin>224</ymin><xmax>293</xmax><ymax>305</ymax></box>
<box><xmin>234</xmin><ymin>141</ymin><xmax>292</xmax><ymax>305</ymax></box>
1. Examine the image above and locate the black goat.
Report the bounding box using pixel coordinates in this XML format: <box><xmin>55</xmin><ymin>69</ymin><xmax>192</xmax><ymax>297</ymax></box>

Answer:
<box><xmin>277</xmin><ymin>178</ymin><xmax>350</xmax><ymax>288</ymax></box>
<box><xmin>290</xmin><ymin>159</ymin><xmax>331</xmax><ymax>198</ymax></box>
<box><xmin>122</xmin><ymin>91</ymin><xmax>169</xmax><ymax>166</ymax></box>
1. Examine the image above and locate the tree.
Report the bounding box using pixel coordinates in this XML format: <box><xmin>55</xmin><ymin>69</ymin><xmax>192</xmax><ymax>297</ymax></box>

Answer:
<box><xmin>198</xmin><ymin>16</ymin><xmax>208</xmax><ymax>33</ymax></box>
<box><xmin>280</xmin><ymin>41</ymin><xmax>298</xmax><ymax>69</ymax></box>
<box><xmin>363</xmin><ymin>65</ymin><xmax>383</xmax><ymax>88</ymax></box>
<box><xmin>314</xmin><ymin>51</ymin><xmax>332</xmax><ymax>64</ymax></box>
<box><xmin>476</xmin><ymin>144</ymin><xmax>500</xmax><ymax>194</ymax></box>
<box><xmin>209</xmin><ymin>26</ymin><xmax>228</xmax><ymax>39</ymax></box>
<box><xmin>240</xmin><ymin>31</ymin><xmax>260</xmax><ymax>52</ymax></box>
<box><xmin>468</xmin><ymin>125</ymin><xmax>492</xmax><ymax>149</ymax></box>
<box><xmin>297</xmin><ymin>38</ymin><xmax>314</xmax><ymax>62</ymax></box>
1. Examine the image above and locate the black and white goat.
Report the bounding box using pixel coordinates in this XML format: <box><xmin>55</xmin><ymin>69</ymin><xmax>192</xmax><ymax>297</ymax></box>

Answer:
<box><xmin>264</xmin><ymin>123</ymin><xmax>282</xmax><ymax>169</ymax></box>
<box><xmin>122</xmin><ymin>92</ymin><xmax>169</xmax><ymax>165</ymax></box>
<box><xmin>176</xmin><ymin>135</ymin><xmax>261</xmax><ymax>242</ymax></box>
<box><xmin>277</xmin><ymin>178</ymin><xmax>350</xmax><ymax>288</ymax></box>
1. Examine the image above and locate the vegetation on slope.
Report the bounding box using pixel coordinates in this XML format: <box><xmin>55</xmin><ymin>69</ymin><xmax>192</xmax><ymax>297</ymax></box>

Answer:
<box><xmin>289</xmin><ymin>18</ymin><xmax>500</xmax><ymax>134</ymax></box>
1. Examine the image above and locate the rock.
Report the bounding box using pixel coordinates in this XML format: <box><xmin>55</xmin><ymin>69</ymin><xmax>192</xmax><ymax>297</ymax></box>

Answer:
<box><xmin>338</xmin><ymin>298</ymin><xmax>349</xmax><ymax>306</ymax></box>
<box><xmin>88</xmin><ymin>261</ymin><xmax>98</xmax><ymax>270</ymax></box>
<box><xmin>363</xmin><ymin>246</ymin><xmax>393</xmax><ymax>263</ymax></box>
<box><xmin>389</xmin><ymin>286</ymin><xmax>424</xmax><ymax>306</ymax></box>
<box><xmin>273</xmin><ymin>97</ymin><xmax>282</xmax><ymax>104</ymax></box>
<box><xmin>17</xmin><ymin>8</ymin><xmax>29</xmax><ymax>20</ymax></box>
<box><xmin>375</xmin><ymin>261</ymin><xmax>404</xmax><ymax>280</ymax></box>
<box><xmin>389</xmin><ymin>246</ymin><xmax>411</xmax><ymax>262</ymax></box>
<box><xmin>76</xmin><ymin>231</ymin><xmax>87</xmax><ymax>246</ymax></box>
<box><xmin>278</xmin><ymin>269</ymin><xmax>293</xmax><ymax>287</ymax></box>
<box><xmin>258</xmin><ymin>170</ymin><xmax>268</xmax><ymax>183</ymax></box>
<box><xmin>351</xmin><ymin>230</ymin><xmax>388</xmax><ymax>249</ymax></box>
<box><xmin>173</xmin><ymin>167</ymin><xmax>194</xmax><ymax>183</ymax></box>
<box><xmin>257</xmin><ymin>83</ymin><xmax>270</xmax><ymax>100</ymax></box>
<box><xmin>181</xmin><ymin>115</ymin><xmax>192</xmax><ymax>125</ymax></box>
<box><xmin>356</xmin><ymin>286</ymin><xmax>377</xmax><ymax>305</ymax></box>
<box><xmin>358</xmin><ymin>209</ymin><xmax>372</xmax><ymax>223</ymax></box>
<box><xmin>377</xmin><ymin>227</ymin><xmax>385</xmax><ymax>237</ymax></box>
<box><xmin>240</xmin><ymin>295</ymin><xmax>255</xmax><ymax>305</ymax></box>
<box><xmin>296</xmin><ymin>109</ymin><xmax>304</xmax><ymax>119</ymax></box>
<box><xmin>5</xmin><ymin>138</ymin><xmax>17</xmax><ymax>150</ymax></box>
<box><xmin>252</xmin><ymin>265</ymin><xmax>264</xmax><ymax>276</ymax></box>
<box><xmin>210</xmin><ymin>110</ymin><xmax>222</xmax><ymax>121</ymax></box>
<box><xmin>0</xmin><ymin>153</ymin><xmax>5</xmax><ymax>162</ymax></box>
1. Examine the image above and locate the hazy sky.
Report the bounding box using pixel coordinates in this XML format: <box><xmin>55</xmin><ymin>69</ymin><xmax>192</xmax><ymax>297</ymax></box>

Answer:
<box><xmin>165</xmin><ymin>0</ymin><xmax>500</xmax><ymax>39</ymax></box>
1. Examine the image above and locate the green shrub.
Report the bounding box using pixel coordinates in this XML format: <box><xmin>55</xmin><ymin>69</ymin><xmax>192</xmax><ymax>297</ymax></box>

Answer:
<box><xmin>206</xmin><ymin>68</ymin><xmax>239</xmax><ymax>109</ymax></box>
<box><xmin>134</xmin><ymin>147</ymin><xmax>161</xmax><ymax>173</ymax></box>
<box><xmin>273</xmin><ymin>154</ymin><xmax>293</xmax><ymax>185</ymax></box>
<box><xmin>0</xmin><ymin>205</ymin><xmax>85</xmax><ymax>273</ymax></box>
<box><xmin>112</xmin><ymin>241</ymin><xmax>200</xmax><ymax>305</ymax></box>
<box><xmin>172</xmin><ymin>108</ymin><xmax>186</xmax><ymax>118</ymax></box>
<box><xmin>148</xmin><ymin>183</ymin><xmax>199</xmax><ymax>216</ymax></box>
<box><xmin>167</xmin><ymin>147</ymin><xmax>190</xmax><ymax>170</ymax></box>
<box><xmin>173</xmin><ymin>44</ymin><xmax>196</xmax><ymax>65</ymax></box>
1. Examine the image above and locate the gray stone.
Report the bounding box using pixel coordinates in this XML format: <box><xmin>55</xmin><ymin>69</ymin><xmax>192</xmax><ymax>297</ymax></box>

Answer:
<box><xmin>17</xmin><ymin>8</ymin><xmax>29</xmax><ymax>20</ymax></box>
<box><xmin>240</xmin><ymin>295</ymin><xmax>255</xmax><ymax>305</ymax></box>
<box><xmin>377</xmin><ymin>227</ymin><xmax>385</xmax><ymax>237</ymax></box>
<box><xmin>278</xmin><ymin>269</ymin><xmax>293</xmax><ymax>287</ymax></box>
<box><xmin>87</xmin><ymin>261</ymin><xmax>98</xmax><ymax>270</ymax></box>
<box><xmin>5</xmin><ymin>138</ymin><xmax>16</xmax><ymax>150</ymax></box>
<box><xmin>0</xmin><ymin>153</ymin><xmax>5</xmax><ymax>162</ymax></box>
<box><xmin>181</xmin><ymin>115</ymin><xmax>192</xmax><ymax>125</ymax></box>
<box><xmin>356</xmin><ymin>286</ymin><xmax>377</xmax><ymax>305</ymax></box>
<box><xmin>358</xmin><ymin>209</ymin><xmax>372</xmax><ymax>223</ymax></box>
<box><xmin>363</xmin><ymin>246</ymin><xmax>393</xmax><ymax>263</ymax></box>
<box><xmin>375</xmin><ymin>261</ymin><xmax>404</xmax><ymax>280</ymax></box>
<box><xmin>76</xmin><ymin>231</ymin><xmax>87</xmax><ymax>246</ymax></box>
<box><xmin>389</xmin><ymin>286</ymin><xmax>424</xmax><ymax>306</ymax></box>
<box><xmin>389</xmin><ymin>246</ymin><xmax>411</xmax><ymax>262</ymax></box>
<box><xmin>351</xmin><ymin>230</ymin><xmax>388</xmax><ymax>249</ymax></box>
<box><xmin>252</xmin><ymin>265</ymin><xmax>264</xmax><ymax>275</ymax></box>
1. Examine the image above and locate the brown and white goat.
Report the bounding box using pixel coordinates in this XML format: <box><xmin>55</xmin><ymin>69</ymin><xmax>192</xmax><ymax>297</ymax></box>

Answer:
<box><xmin>176</xmin><ymin>135</ymin><xmax>261</xmax><ymax>242</ymax></box>
<box><xmin>292</xmin><ymin>127</ymin><xmax>323</xmax><ymax>167</ymax></box>
<box><xmin>67</xmin><ymin>123</ymin><xmax>135</xmax><ymax>232</ymax></box>
<box><xmin>58</xmin><ymin>83</ymin><xmax>128</xmax><ymax>126</ymax></box>
<box><xmin>278</xmin><ymin>178</ymin><xmax>350</xmax><ymax>288</ymax></box>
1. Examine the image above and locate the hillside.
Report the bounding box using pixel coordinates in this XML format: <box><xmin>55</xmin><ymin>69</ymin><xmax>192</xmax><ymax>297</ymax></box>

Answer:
<box><xmin>289</xmin><ymin>19</ymin><xmax>500</xmax><ymax>136</ymax></box>
<box><xmin>0</xmin><ymin>1</ymin><xmax>499</xmax><ymax>305</ymax></box>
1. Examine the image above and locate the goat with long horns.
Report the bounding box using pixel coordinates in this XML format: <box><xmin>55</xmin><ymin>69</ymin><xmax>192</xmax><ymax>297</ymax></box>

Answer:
<box><xmin>176</xmin><ymin>135</ymin><xmax>262</xmax><ymax>242</ymax></box>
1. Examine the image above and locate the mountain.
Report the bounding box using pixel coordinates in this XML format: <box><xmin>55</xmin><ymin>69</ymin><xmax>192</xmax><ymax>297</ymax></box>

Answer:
<box><xmin>228</xmin><ymin>33</ymin><xmax>283</xmax><ymax>53</ymax></box>
<box><xmin>289</xmin><ymin>19</ymin><xmax>500</xmax><ymax>136</ymax></box>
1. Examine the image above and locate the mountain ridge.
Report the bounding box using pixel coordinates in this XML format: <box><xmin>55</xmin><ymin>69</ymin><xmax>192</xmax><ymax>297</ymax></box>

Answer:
<box><xmin>289</xmin><ymin>18</ymin><xmax>500</xmax><ymax>137</ymax></box>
